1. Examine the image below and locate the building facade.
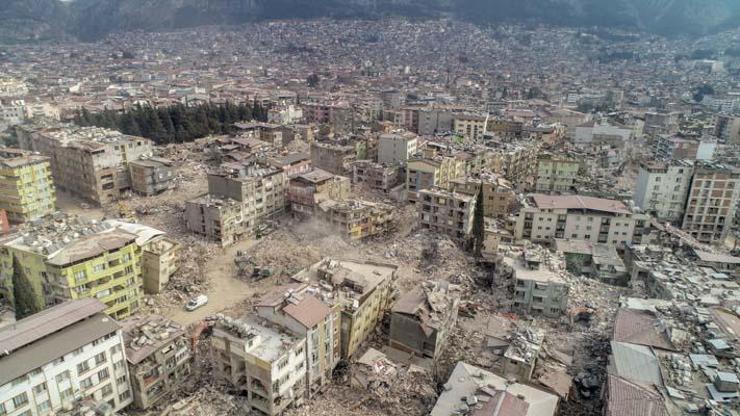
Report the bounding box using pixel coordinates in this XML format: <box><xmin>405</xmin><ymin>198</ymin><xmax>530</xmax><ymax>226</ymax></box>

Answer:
<box><xmin>128</xmin><ymin>158</ymin><xmax>175</xmax><ymax>196</ymax></box>
<box><xmin>0</xmin><ymin>149</ymin><xmax>56</xmax><ymax>223</ymax></box>
<box><xmin>377</xmin><ymin>132</ymin><xmax>418</xmax><ymax>166</ymax></box>
<box><xmin>681</xmin><ymin>162</ymin><xmax>740</xmax><ymax>245</ymax></box>
<box><xmin>514</xmin><ymin>194</ymin><xmax>651</xmax><ymax>246</ymax></box>
<box><xmin>535</xmin><ymin>154</ymin><xmax>581</xmax><ymax>193</ymax></box>
<box><xmin>633</xmin><ymin>160</ymin><xmax>693</xmax><ymax>223</ymax></box>
<box><xmin>418</xmin><ymin>187</ymin><xmax>477</xmax><ymax>241</ymax></box>
<box><xmin>0</xmin><ymin>299</ymin><xmax>133</xmax><ymax>416</ymax></box>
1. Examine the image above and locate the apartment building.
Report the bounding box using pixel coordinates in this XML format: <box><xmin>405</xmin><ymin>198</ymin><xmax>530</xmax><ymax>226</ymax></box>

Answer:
<box><xmin>0</xmin><ymin>299</ymin><xmax>133</xmax><ymax>416</ymax></box>
<box><xmin>406</xmin><ymin>156</ymin><xmax>466</xmax><ymax>203</ymax></box>
<box><xmin>0</xmin><ymin>99</ymin><xmax>27</xmax><ymax>130</ymax></box>
<box><xmin>291</xmin><ymin>258</ymin><xmax>398</xmax><ymax>359</ymax></box>
<box><xmin>185</xmin><ymin>161</ymin><xmax>286</xmax><ymax>246</ymax></box>
<box><xmin>316</xmin><ymin>199</ymin><xmax>394</xmax><ymax>240</ymax></box>
<box><xmin>535</xmin><ymin>154</ymin><xmax>581</xmax><ymax>193</ymax></box>
<box><xmin>418</xmin><ymin>187</ymin><xmax>477</xmax><ymax>241</ymax></box>
<box><xmin>121</xmin><ymin>315</ymin><xmax>191</xmax><ymax>410</ymax></box>
<box><xmin>352</xmin><ymin>160</ymin><xmax>402</xmax><ymax>192</ymax></box>
<box><xmin>0</xmin><ymin>149</ymin><xmax>56</xmax><ymax>223</ymax></box>
<box><xmin>573</xmin><ymin>122</ymin><xmax>632</xmax><ymax>149</ymax></box>
<box><xmin>377</xmin><ymin>132</ymin><xmax>418</xmax><ymax>166</ymax></box>
<box><xmin>212</xmin><ymin>315</ymin><xmax>307</xmax><ymax>416</ymax></box>
<box><xmin>128</xmin><ymin>158</ymin><xmax>175</xmax><ymax>196</ymax></box>
<box><xmin>715</xmin><ymin>114</ymin><xmax>740</xmax><ymax>145</ymax></box>
<box><xmin>486</xmin><ymin>142</ymin><xmax>540</xmax><ymax>191</ymax></box>
<box><xmin>255</xmin><ymin>284</ymin><xmax>341</xmax><ymax>397</ymax></box>
<box><xmin>514</xmin><ymin>194</ymin><xmax>651</xmax><ymax>246</ymax></box>
<box><xmin>16</xmin><ymin>125</ymin><xmax>153</xmax><ymax>205</ymax></box>
<box><xmin>681</xmin><ymin>162</ymin><xmax>740</xmax><ymax>245</ymax></box>
<box><xmin>310</xmin><ymin>141</ymin><xmax>355</xmax><ymax>175</ymax></box>
<box><xmin>506</xmin><ymin>255</ymin><xmax>569</xmax><ymax>318</ymax></box>
<box><xmin>449</xmin><ymin>175</ymin><xmax>517</xmax><ymax>220</ymax></box>
<box><xmin>453</xmin><ymin>114</ymin><xmax>488</xmax><ymax>141</ymax></box>
<box><xmin>0</xmin><ymin>216</ymin><xmax>152</xmax><ymax>320</ymax></box>
<box><xmin>417</xmin><ymin>108</ymin><xmax>456</xmax><ymax>135</ymax></box>
<box><xmin>633</xmin><ymin>160</ymin><xmax>694</xmax><ymax>223</ymax></box>
<box><xmin>389</xmin><ymin>280</ymin><xmax>460</xmax><ymax>360</ymax></box>
<box><xmin>0</xmin><ymin>78</ymin><xmax>29</xmax><ymax>97</ymax></box>
<box><xmin>287</xmin><ymin>169</ymin><xmax>350</xmax><ymax>216</ymax></box>
<box><xmin>652</xmin><ymin>134</ymin><xmax>701</xmax><ymax>161</ymax></box>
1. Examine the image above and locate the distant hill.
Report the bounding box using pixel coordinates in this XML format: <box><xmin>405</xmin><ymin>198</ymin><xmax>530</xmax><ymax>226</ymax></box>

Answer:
<box><xmin>1</xmin><ymin>0</ymin><xmax>738</xmax><ymax>43</ymax></box>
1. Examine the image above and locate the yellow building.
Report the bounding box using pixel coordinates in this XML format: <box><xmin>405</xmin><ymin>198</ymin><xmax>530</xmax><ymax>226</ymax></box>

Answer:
<box><xmin>0</xmin><ymin>149</ymin><xmax>56</xmax><ymax>223</ymax></box>
<box><xmin>291</xmin><ymin>258</ymin><xmax>398</xmax><ymax>359</ymax></box>
<box><xmin>0</xmin><ymin>216</ymin><xmax>162</xmax><ymax>319</ymax></box>
<box><xmin>406</xmin><ymin>156</ymin><xmax>466</xmax><ymax>203</ymax></box>
<box><xmin>453</xmin><ymin>114</ymin><xmax>488</xmax><ymax>141</ymax></box>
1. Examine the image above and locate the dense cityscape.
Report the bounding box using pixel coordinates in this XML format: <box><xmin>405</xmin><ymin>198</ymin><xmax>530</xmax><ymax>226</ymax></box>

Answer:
<box><xmin>0</xmin><ymin>14</ymin><xmax>739</xmax><ymax>416</ymax></box>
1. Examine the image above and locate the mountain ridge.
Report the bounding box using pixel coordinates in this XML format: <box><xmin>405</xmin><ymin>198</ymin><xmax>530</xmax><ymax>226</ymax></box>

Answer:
<box><xmin>0</xmin><ymin>0</ymin><xmax>738</xmax><ymax>43</ymax></box>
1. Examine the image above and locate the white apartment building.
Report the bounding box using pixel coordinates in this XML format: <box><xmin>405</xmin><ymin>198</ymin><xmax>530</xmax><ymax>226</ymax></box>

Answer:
<box><xmin>507</xmin><ymin>256</ymin><xmax>569</xmax><ymax>318</ymax></box>
<box><xmin>377</xmin><ymin>132</ymin><xmax>418</xmax><ymax>166</ymax></box>
<box><xmin>212</xmin><ymin>316</ymin><xmax>307</xmax><ymax>416</ymax></box>
<box><xmin>514</xmin><ymin>194</ymin><xmax>651</xmax><ymax>246</ymax></box>
<box><xmin>633</xmin><ymin>160</ymin><xmax>694</xmax><ymax>223</ymax></box>
<box><xmin>0</xmin><ymin>100</ymin><xmax>27</xmax><ymax>129</ymax></box>
<box><xmin>535</xmin><ymin>155</ymin><xmax>581</xmax><ymax>193</ymax></box>
<box><xmin>0</xmin><ymin>299</ymin><xmax>133</xmax><ymax>416</ymax></box>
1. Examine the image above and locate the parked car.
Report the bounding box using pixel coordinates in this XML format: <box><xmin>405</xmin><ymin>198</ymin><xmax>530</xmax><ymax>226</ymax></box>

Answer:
<box><xmin>185</xmin><ymin>295</ymin><xmax>208</xmax><ymax>311</ymax></box>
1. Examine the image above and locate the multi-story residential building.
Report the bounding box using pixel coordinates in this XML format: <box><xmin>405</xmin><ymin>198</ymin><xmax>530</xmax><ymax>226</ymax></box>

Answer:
<box><xmin>0</xmin><ymin>99</ymin><xmax>27</xmax><ymax>130</ymax></box>
<box><xmin>121</xmin><ymin>315</ymin><xmax>191</xmax><ymax>410</ymax></box>
<box><xmin>406</xmin><ymin>155</ymin><xmax>466</xmax><ymax>203</ymax></box>
<box><xmin>652</xmin><ymin>134</ymin><xmax>701</xmax><ymax>161</ymax></box>
<box><xmin>310</xmin><ymin>141</ymin><xmax>355</xmax><ymax>175</ymax></box>
<box><xmin>514</xmin><ymin>194</ymin><xmax>651</xmax><ymax>246</ymax></box>
<box><xmin>211</xmin><ymin>315</ymin><xmax>307</xmax><ymax>416</ymax></box>
<box><xmin>255</xmin><ymin>284</ymin><xmax>340</xmax><ymax>397</ymax></box>
<box><xmin>128</xmin><ymin>158</ymin><xmax>175</xmax><ymax>196</ymax></box>
<box><xmin>453</xmin><ymin>114</ymin><xmax>488</xmax><ymax>141</ymax></box>
<box><xmin>0</xmin><ymin>78</ymin><xmax>29</xmax><ymax>97</ymax></box>
<box><xmin>0</xmin><ymin>299</ymin><xmax>133</xmax><ymax>415</ymax></box>
<box><xmin>185</xmin><ymin>161</ymin><xmax>286</xmax><ymax>246</ymax></box>
<box><xmin>16</xmin><ymin>125</ymin><xmax>154</xmax><ymax>205</ymax></box>
<box><xmin>681</xmin><ymin>162</ymin><xmax>740</xmax><ymax>245</ymax></box>
<box><xmin>715</xmin><ymin>114</ymin><xmax>740</xmax><ymax>145</ymax></box>
<box><xmin>291</xmin><ymin>258</ymin><xmax>397</xmax><ymax>359</ymax></box>
<box><xmin>643</xmin><ymin>111</ymin><xmax>680</xmax><ymax>138</ymax></box>
<box><xmin>0</xmin><ymin>149</ymin><xmax>56</xmax><ymax>223</ymax></box>
<box><xmin>633</xmin><ymin>160</ymin><xmax>694</xmax><ymax>223</ymax></box>
<box><xmin>377</xmin><ymin>132</ymin><xmax>418</xmax><ymax>166</ymax></box>
<box><xmin>535</xmin><ymin>154</ymin><xmax>581</xmax><ymax>193</ymax></box>
<box><xmin>389</xmin><ymin>280</ymin><xmax>460</xmax><ymax>360</ymax></box>
<box><xmin>0</xmin><ymin>216</ymin><xmax>156</xmax><ymax>320</ymax></box>
<box><xmin>486</xmin><ymin>141</ymin><xmax>540</xmax><ymax>191</ymax></box>
<box><xmin>449</xmin><ymin>175</ymin><xmax>516</xmax><ymax>220</ymax></box>
<box><xmin>316</xmin><ymin>199</ymin><xmax>395</xmax><ymax>240</ymax></box>
<box><xmin>431</xmin><ymin>362</ymin><xmax>558</xmax><ymax>416</ymax></box>
<box><xmin>487</xmin><ymin>118</ymin><xmax>524</xmax><ymax>139</ymax></box>
<box><xmin>418</xmin><ymin>187</ymin><xmax>477</xmax><ymax>241</ymax></box>
<box><xmin>351</xmin><ymin>160</ymin><xmax>402</xmax><ymax>192</ymax></box>
<box><xmin>287</xmin><ymin>169</ymin><xmax>350</xmax><ymax>216</ymax></box>
<box><xmin>417</xmin><ymin>108</ymin><xmax>456</xmax><ymax>135</ymax></box>
<box><xmin>506</xmin><ymin>255</ymin><xmax>569</xmax><ymax>318</ymax></box>
<box><xmin>572</xmin><ymin>121</ymin><xmax>632</xmax><ymax>149</ymax></box>
<box><xmin>265</xmin><ymin>153</ymin><xmax>312</xmax><ymax>179</ymax></box>
<box><xmin>105</xmin><ymin>220</ymin><xmax>180</xmax><ymax>296</ymax></box>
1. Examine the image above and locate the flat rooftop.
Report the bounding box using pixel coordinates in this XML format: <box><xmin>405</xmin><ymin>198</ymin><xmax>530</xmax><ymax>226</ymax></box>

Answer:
<box><xmin>531</xmin><ymin>194</ymin><xmax>631</xmax><ymax>215</ymax></box>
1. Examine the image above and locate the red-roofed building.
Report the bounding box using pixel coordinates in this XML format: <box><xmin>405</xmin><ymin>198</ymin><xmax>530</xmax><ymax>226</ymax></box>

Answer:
<box><xmin>255</xmin><ymin>284</ymin><xmax>340</xmax><ymax>398</ymax></box>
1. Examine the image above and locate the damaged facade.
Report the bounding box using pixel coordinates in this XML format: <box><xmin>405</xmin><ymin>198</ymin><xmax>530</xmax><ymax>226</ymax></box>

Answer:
<box><xmin>389</xmin><ymin>280</ymin><xmax>460</xmax><ymax>360</ymax></box>
<box><xmin>0</xmin><ymin>149</ymin><xmax>56</xmax><ymax>223</ymax></box>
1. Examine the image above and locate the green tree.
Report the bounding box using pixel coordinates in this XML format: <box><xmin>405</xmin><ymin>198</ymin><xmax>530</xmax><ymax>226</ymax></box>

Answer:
<box><xmin>471</xmin><ymin>184</ymin><xmax>485</xmax><ymax>256</ymax></box>
<box><xmin>12</xmin><ymin>255</ymin><xmax>43</xmax><ymax>319</ymax></box>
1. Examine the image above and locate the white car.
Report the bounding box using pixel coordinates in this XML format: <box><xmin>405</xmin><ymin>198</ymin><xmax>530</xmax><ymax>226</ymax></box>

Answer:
<box><xmin>185</xmin><ymin>295</ymin><xmax>208</xmax><ymax>311</ymax></box>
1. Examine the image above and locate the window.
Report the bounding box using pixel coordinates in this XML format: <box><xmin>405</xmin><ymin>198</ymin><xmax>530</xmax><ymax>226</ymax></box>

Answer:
<box><xmin>101</xmin><ymin>384</ymin><xmax>113</xmax><ymax>397</ymax></box>
<box><xmin>55</xmin><ymin>371</ymin><xmax>70</xmax><ymax>383</ymax></box>
<box><xmin>113</xmin><ymin>361</ymin><xmax>124</xmax><ymax>371</ymax></box>
<box><xmin>80</xmin><ymin>377</ymin><xmax>94</xmax><ymax>389</ymax></box>
<box><xmin>95</xmin><ymin>352</ymin><xmax>106</xmax><ymax>366</ymax></box>
<box><xmin>93</xmin><ymin>264</ymin><xmax>106</xmax><ymax>273</ymax></box>
<box><xmin>0</xmin><ymin>403</ymin><xmax>5</xmax><ymax>416</ymax></box>
<box><xmin>119</xmin><ymin>390</ymin><xmax>131</xmax><ymax>401</ymax></box>
<box><xmin>98</xmin><ymin>368</ymin><xmax>110</xmax><ymax>381</ymax></box>
<box><xmin>74</xmin><ymin>270</ymin><xmax>86</xmax><ymax>282</ymax></box>
<box><xmin>60</xmin><ymin>388</ymin><xmax>73</xmax><ymax>401</ymax></box>
<box><xmin>117</xmin><ymin>375</ymin><xmax>127</xmax><ymax>386</ymax></box>
<box><xmin>33</xmin><ymin>382</ymin><xmax>48</xmax><ymax>394</ymax></box>
<box><xmin>11</xmin><ymin>375</ymin><xmax>28</xmax><ymax>386</ymax></box>
<box><xmin>77</xmin><ymin>361</ymin><xmax>90</xmax><ymax>375</ymax></box>
<box><xmin>36</xmin><ymin>400</ymin><xmax>51</xmax><ymax>414</ymax></box>
<box><xmin>110</xmin><ymin>344</ymin><xmax>122</xmax><ymax>354</ymax></box>
<box><xmin>12</xmin><ymin>392</ymin><xmax>29</xmax><ymax>408</ymax></box>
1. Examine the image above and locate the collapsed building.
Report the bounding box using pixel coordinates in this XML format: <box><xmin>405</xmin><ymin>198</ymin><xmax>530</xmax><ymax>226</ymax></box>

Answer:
<box><xmin>389</xmin><ymin>280</ymin><xmax>460</xmax><ymax>360</ymax></box>
<box><xmin>212</xmin><ymin>315</ymin><xmax>307</xmax><ymax>416</ymax></box>
<box><xmin>186</xmin><ymin>160</ymin><xmax>286</xmax><ymax>246</ymax></box>
<box><xmin>418</xmin><ymin>187</ymin><xmax>477</xmax><ymax>242</ymax></box>
<box><xmin>504</xmin><ymin>250</ymin><xmax>569</xmax><ymax>318</ymax></box>
<box><xmin>121</xmin><ymin>315</ymin><xmax>191</xmax><ymax>410</ymax></box>
<box><xmin>128</xmin><ymin>157</ymin><xmax>176</xmax><ymax>196</ymax></box>
<box><xmin>555</xmin><ymin>239</ymin><xmax>628</xmax><ymax>286</ymax></box>
<box><xmin>16</xmin><ymin>124</ymin><xmax>154</xmax><ymax>205</ymax></box>
<box><xmin>291</xmin><ymin>258</ymin><xmax>398</xmax><ymax>359</ymax></box>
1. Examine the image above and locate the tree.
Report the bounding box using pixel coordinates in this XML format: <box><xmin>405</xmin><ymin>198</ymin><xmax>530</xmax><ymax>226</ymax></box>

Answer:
<box><xmin>307</xmin><ymin>73</ymin><xmax>320</xmax><ymax>88</ymax></box>
<box><xmin>12</xmin><ymin>255</ymin><xmax>43</xmax><ymax>319</ymax></box>
<box><xmin>471</xmin><ymin>183</ymin><xmax>485</xmax><ymax>256</ymax></box>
